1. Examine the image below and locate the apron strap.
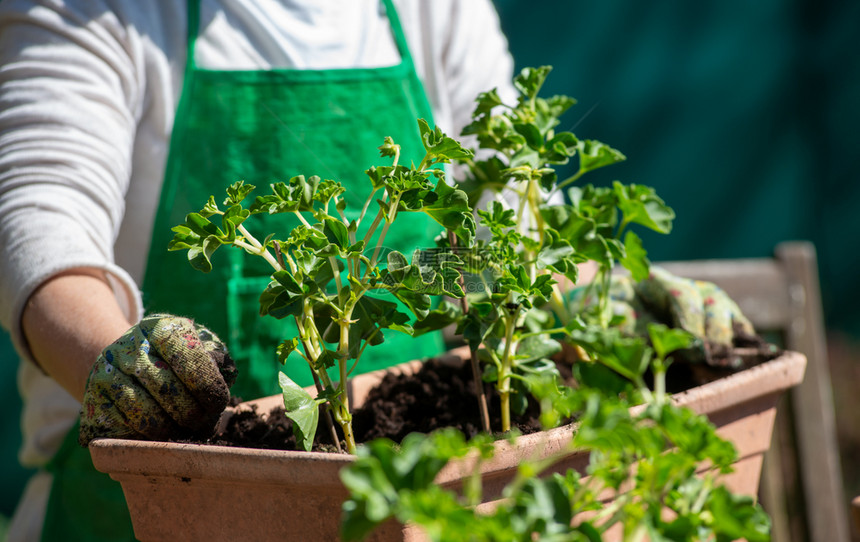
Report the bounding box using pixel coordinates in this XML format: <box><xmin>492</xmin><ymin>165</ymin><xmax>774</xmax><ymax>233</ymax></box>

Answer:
<box><xmin>381</xmin><ymin>0</ymin><xmax>417</xmax><ymax>72</ymax></box>
<box><xmin>186</xmin><ymin>0</ymin><xmax>201</xmax><ymax>72</ymax></box>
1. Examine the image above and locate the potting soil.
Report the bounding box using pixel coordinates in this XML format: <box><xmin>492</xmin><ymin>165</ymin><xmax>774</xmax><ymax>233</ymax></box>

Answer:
<box><xmin>185</xmin><ymin>330</ymin><xmax>780</xmax><ymax>453</ymax></box>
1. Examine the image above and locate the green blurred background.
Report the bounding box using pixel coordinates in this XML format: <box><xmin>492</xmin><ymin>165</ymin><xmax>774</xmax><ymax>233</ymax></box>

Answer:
<box><xmin>492</xmin><ymin>0</ymin><xmax>860</xmax><ymax>539</ymax></box>
<box><xmin>492</xmin><ymin>0</ymin><xmax>859</xmax><ymax>334</ymax></box>
<box><xmin>2</xmin><ymin>0</ymin><xmax>858</xmax><ymax>536</ymax></box>
<box><xmin>0</xmin><ymin>330</ymin><xmax>29</xmax><ymax>535</ymax></box>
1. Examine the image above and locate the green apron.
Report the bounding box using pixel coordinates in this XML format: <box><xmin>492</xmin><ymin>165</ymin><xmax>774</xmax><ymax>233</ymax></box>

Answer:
<box><xmin>41</xmin><ymin>1</ymin><xmax>441</xmax><ymax>539</ymax></box>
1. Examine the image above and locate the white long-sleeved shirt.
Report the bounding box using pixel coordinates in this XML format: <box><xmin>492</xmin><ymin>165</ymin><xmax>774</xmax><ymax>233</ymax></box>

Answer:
<box><xmin>0</xmin><ymin>1</ymin><xmax>514</xmax><ymax>538</ymax></box>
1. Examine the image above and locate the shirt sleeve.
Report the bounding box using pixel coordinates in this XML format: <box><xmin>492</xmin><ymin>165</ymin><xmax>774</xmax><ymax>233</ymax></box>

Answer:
<box><xmin>0</xmin><ymin>1</ymin><xmax>145</xmax><ymax>361</ymax></box>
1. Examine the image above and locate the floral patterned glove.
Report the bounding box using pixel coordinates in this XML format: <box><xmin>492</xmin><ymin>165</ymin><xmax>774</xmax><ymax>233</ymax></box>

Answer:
<box><xmin>569</xmin><ymin>267</ymin><xmax>756</xmax><ymax>363</ymax></box>
<box><xmin>634</xmin><ymin>267</ymin><xmax>755</xmax><ymax>348</ymax></box>
<box><xmin>79</xmin><ymin>314</ymin><xmax>238</xmax><ymax>446</ymax></box>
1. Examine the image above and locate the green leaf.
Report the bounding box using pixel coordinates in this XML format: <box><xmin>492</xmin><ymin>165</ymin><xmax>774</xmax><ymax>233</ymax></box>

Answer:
<box><xmin>323</xmin><ymin>218</ymin><xmax>350</xmax><ymax>250</ymax></box>
<box><xmin>222</xmin><ymin>204</ymin><xmax>249</xmax><ymax>235</ymax></box>
<box><xmin>314</xmin><ymin>179</ymin><xmax>346</xmax><ymax>205</ymax></box>
<box><xmin>276</xmin><ymin>338</ymin><xmax>299</xmax><ymax>365</ymax></box>
<box><xmin>647</xmin><ymin>323</ymin><xmax>696</xmax><ymax>361</ymax></box>
<box><xmin>706</xmin><ymin>486</ymin><xmax>771</xmax><ymax>542</ymax></box>
<box><xmin>567</xmin><ymin>325</ymin><xmax>652</xmax><ymax>383</ymax></box>
<box><xmin>278</xmin><ymin>372</ymin><xmax>320</xmax><ymax>452</ymax></box>
<box><xmin>517</xmin><ymin>335</ymin><xmax>562</xmax><ymax>364</ymax></box>
<box><xmin>249</xmin><ymin>193</ymin><xmax>297</xmax><ymax>215</ymax></box>
<box><xmin>472</xmin><ymin>88</ymin><xmax>504</xmax><ymax>117</ymax></box>
<box><xmin>648</xmin><ymin>402</ymin><xmax>737</xmax><ymax>468</ymax></box>
<box><xmin>341</xmin><ymin>429</ymin><xmax>474</xmax><ymax>541</ymax></box>
<box><xmin>620</xmin><ymin>231</ymin><xmax>650</xmax><ymax>281</ymax></box>
<box><xmin>539</xmin><ymin>200</ymin><xmax>616</xmax><ymax>269</ymax></box>
<box><xmin>412</xmin><ymin>301</ymin><xmax>463</xmax><ymax>337</ymax></box>
<box><xmin>513</xmin><ymin>122</ymin><xmax>543</xmax><ymax>150</ymax></box>
<box><xmin>476</xmin><ymin>200</ymin><xmax>516</xmax><ymax>231</ymax></box>
<box><xmin>460</xmin><ymin>302</ymin><xmax>498</xmax><ymax>347</ymax></box>
<box><xmin>259</xmin><ymin>271</ymin><xmax>305</xmax><ymax>319</ymax></box>
<box><xmin>200</xmin><ymin>195</ymin><xmax>220</xmax><ymax>217</ymax></box>
<box><xmin>224</xmin><ymin>180</ymin><xmax>255</xmax><ymax>206</ymax></box>
<box><xmin>536</xmin><ymin>229</ymin><xmax>578</xmax><ymax>281</ymax></box>
<box><xmin>513</xmin><ymin>65</ymin><xmax>552</xmax><ymax>100</ymax></box>
<box><xmin>184</xmin><ymin>212</ymin><xmax>221</xmax><ymax>238</ymax></box>
<box><xmin>186</xmin><ymin>235</ymin><xmax>222</xmax><ymax>272</ymax></box>
<box><xmin>380</xmin><ymin>250</ymin><xmax>465</xmax><ymax>318</ymax></box>
<box><xmin>167</xmin><ymin>211</ymin><xmax>228</xmax><ymax>273</ymax></box>
<box><xmin>506</xmin><ymin>474</ymin><xmax>575</xmax><ymax>537</ymax></box>
<box><xmin>545</xmin><ymin>132</ymin><xmax>579</xmax><ymax>164</ymax></box>
<box><xmin>377</xmin><ymin>136</ymin><xmax>400</xmax><ymax>159</ymax></box>
<box><xmin>417</xmin><ymin>119</ymin><xmax>474</xmax><ymax>162</ymax></box>
<box><xmin>576</xmin><ymin>139</ymin><xmax>626</xmax><ymax>174</ymax></box>
<box><xmin>389</xmin><ymin>288</ymin><xmax>432</xmax><ymax>320</ymax></box>
<box><xmin>249</xmin><ymin>175</ymin><xmax>319</xmax><ymax>215</ymax></box>
<box><xmin>614</xmin><ymin>181</ymin><xmax>675</xmax><ymax>234</ymax></box>
<box><xmin>543</xmin><ymin>95</ymin><xmax>578</xmax><ymax>123</ymax></box>
<box><xmin>421</xmin><ymin>180</ymin><xmax>475</xmax><ymax>246</ymax></box>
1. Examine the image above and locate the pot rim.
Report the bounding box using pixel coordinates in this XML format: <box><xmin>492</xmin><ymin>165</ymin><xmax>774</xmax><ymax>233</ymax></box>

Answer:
<box><xmin>89</xmin><ymin>350</ymin><xmax>806</xmax><ymax>486</ymax></box>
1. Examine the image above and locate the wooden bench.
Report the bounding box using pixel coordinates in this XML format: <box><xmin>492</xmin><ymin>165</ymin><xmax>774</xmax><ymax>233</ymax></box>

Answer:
<box><xmin>659</xmin><ymin>241</ymin><xmax>849</xmax><ymax>542</ymax></box>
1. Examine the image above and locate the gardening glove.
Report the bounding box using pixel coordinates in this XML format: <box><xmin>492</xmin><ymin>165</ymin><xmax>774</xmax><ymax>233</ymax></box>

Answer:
<box><xmin>568</xmin><ymin>267</ymin><xmax>756</xmax><ymax>363</ymax></box>
<box><xmin>633</xmin><ymin>267</ymin><xmax>755</xmax><ymax>348</ymax></box>
<box><xmin>79</xmin><ymin>314</ymin><xmax>238</xmax><ymax>446</ymax></box>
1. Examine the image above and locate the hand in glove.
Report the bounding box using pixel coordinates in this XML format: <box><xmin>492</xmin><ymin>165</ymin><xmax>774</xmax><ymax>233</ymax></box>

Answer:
<box><xmin>79</xmin><ymin>314</ymin><xmax>238</xmax><ymax>446</ymax></box>
<box><xmin>633</xmin><ymin>267</ymin><xmax>755</xmax><ymax>349</ymax></box>
<box><xmin>570</xmin><ymin>267</ymin><xmax>757</xmax><ymax>364</ymax></box>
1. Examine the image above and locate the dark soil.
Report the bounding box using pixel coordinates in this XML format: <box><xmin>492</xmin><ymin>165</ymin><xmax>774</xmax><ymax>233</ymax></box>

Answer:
<box><xmin>352</xmin><ymin>357</ymin><xmax>544</xmax><ymax>443</ymax></box>
<box><xmin>207</xmin><ymin>402</ymin><xmax>301</xmax><ymax>450</ymax></box>
<box><xmin>202</xmin><ymin>356</ymin><xmax>544</xmax><ymax>453</ymax></box>
<box><xmin>200</xmin><ymin>331</ymin><xmax>782</xmax><ymax>453</ymax></box>
<box><xmin>661</xmin><ymin>324</ymin><xmax>782</xmax><ymax>393</ymax></box>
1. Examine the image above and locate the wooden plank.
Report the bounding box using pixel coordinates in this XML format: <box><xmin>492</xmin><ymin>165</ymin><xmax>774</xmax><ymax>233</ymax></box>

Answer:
<box><xmin>759</xmin><ymin>421</ymin><xmax>792</xmax><ymax>542</ymax></box>
<box><xmin>776</xmin><ymin>242</ymin><xmax>850</xmax><ymax>542</ymax></box>
<box><xmin>852</xmin><ymin>495</ymin><xmax>860</xmax><ymax>537</ymax></box>
<box><xmin>658</xmin><ymin>243</ymin><xmax>849</xmax><ymax>541</ymax></box>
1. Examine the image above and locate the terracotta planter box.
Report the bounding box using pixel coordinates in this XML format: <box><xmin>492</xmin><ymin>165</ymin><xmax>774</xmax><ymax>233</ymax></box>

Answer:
<box><xmin>89</xmin><ymin>348</ymin><xmax>806</xmax><ymax>542</ymax></box>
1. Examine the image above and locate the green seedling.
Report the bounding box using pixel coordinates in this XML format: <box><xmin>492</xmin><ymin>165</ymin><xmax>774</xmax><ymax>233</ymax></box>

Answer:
<box><xmin>340</xmin><ymin>324</ymin><xmax>770</xmax><ymax>542</ymax></box>
<box><xmin>169</xmin><ymin>120</ymin><xmax>475</xmax><ymax>453</ymax></box>
<box><xmin>418</xmin><ymin>66</ymin><xmax>675</xmax><ymax>432</ymax></box>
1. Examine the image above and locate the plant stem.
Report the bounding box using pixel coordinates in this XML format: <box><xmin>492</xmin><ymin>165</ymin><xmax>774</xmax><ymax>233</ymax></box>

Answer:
<box><xmin>330</xmin><ymin>256</ymin><xmax>343</xmax><ymax>300</ymax></box>
<box><xmin>369</xmin><ymin>194</ymin><xmax>400</xmax><ymax>270</ymax></box>
<box><xmin>515</xmin><ymin>181</ymin><xmax>529</xmax><ymax>238</ymax></box>
<box><xmin>361</xmin><ymin>206</ymin><xmax>385</xmax><ymax>249</ymax></box>
<box><xmin>292</xmin><ymin>211</ymin><xmax>311</xmax><ymax>228</ymax></box>
<box><xmin>549</xmin><ymin>283</ymin><xmax>572</xmax><ymax>325</ymax></box>
<box><xmin>337</xmin><ymin>306</ymin><xmax>357</xmax><ymax>454</ymax></box>
<box><xmin>527</xmin><ymin>178</ymin><xmax>546</xmax><ymax>248</ymax></box>
<box><xmin>653</xmin><ymin>364</ymin><xmax>667</xmax><ymax>406</ymax></box>
<box><xmin>310</xmin><ymin>372</ymin><xmax>342</xmax><ymax>453</ymax></box>
<box><xmin>233</xmin><ymin>239</ymin><xmax>282</xmax><ymax>272</ymax></box>
<box><xmin>294</xmin><ymin>311</ymin><xmax>342</xmax><ymax>452</ymax></box>
<box><xmin>233</xmin><ymin>226</ymin><xmax>285</xmax><ymax>273</ymax></box>
<box><xmin>499</xmin><ymin>310</ymin><xmax>518</xmax><ymax>432</ymax></box>
<box><xmin>615</xmin><ymin>217</ymin><xmax>631</xmax><ymax>244</ymax></box>
<box><xmin>518</xmin><ymin>326</ymin><xmax>568</xmax><ymax>341</ymax></box>
<box><xmin>357</xmin><ymin>188</ymin><xmax>379</xmax><ymax>229</ymax></box>
<box><xmin>551</xmin><ymin>168</ymin><xmax>584</xmax><ymax>197</ymax></box>
<box><xmin>597</xmin><ymin>266</ymin><xmax>612</xmax><ymax>329</ymax></box>
<box><xmin>449</xmin><ymin>230</ymin><xmax>491</xmax><ymax>434</ymax></box>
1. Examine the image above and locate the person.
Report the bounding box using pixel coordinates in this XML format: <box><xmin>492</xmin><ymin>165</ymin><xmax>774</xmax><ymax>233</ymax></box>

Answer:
<box><xmin>0</xmin><ymin>1</ymin><xmax>516</xmax><ymax>539</ymax></box>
